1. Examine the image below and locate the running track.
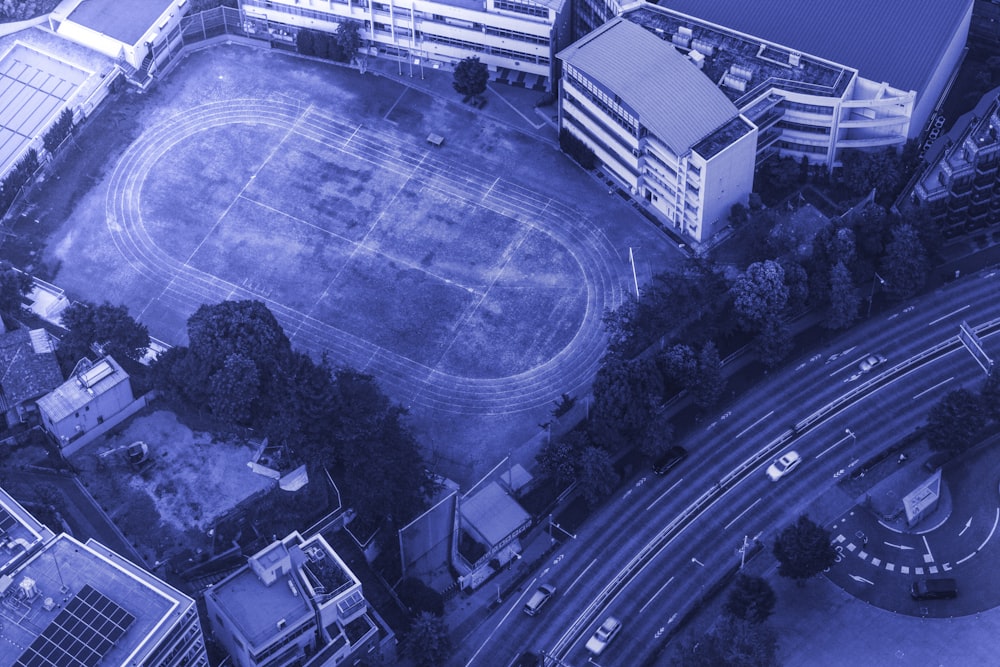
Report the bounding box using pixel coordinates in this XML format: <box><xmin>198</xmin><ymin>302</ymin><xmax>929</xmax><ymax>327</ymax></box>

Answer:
<box><xmin>105</xmin><ymin>99</ymin><xmax>628</xmax><ymax>415</ymax></box>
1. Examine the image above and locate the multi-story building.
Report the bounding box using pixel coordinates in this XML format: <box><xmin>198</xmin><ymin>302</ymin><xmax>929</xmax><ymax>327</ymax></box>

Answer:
<box><xmin>0</xmin><ymin>487</ymin><xmax>208</xmax><ymax>667</ymax></box>
<box><xmin>239</xmin><ymin>0</ymin><xmax>570</xmax><ymax>90</ymax></box>
<box><xmin>558</xmin><ymin>16</ymin><xmax>756</xmax><ymax>242</ymax></box>
<box><xmin>206</xmin><ymin>531</ymin><xmax>382</xmax><ymax>667</ymax></box>
<box><xmin>558</xmin><ymin>1</ymin><xmax>972</xmax><ymax>242</ymax></box>
<box><xmin>910</xmin><ymin>93</ymin><xmax>1000</xmax><ymax>237</ymax></box>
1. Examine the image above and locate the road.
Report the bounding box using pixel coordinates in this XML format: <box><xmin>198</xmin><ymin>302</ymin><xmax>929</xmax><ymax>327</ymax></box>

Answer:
<box><xmin>455</xmin><ymin>266</ymin><xmax>1000</xmax><ymax>666</ymax></box>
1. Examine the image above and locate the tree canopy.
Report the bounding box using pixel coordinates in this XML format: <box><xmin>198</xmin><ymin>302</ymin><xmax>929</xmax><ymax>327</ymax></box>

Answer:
<box><xmin>731</xmin><ymin>260</ymin><xmax>788</xmax><ymax>332</ymax></box>
<box><xmin>925</xmin><ymin>389</ymin><xmax>988</xmax><ymax>454</ymax></box>
<box><xmin>723</xmin><ymin>574</ymin><xmax>776</xmax><ymax>625</ymax></box>
<box><xmin>453</xmin><ymin>56</ymin><xmax>489</xmax><ymax>97</ymax></box>
<box><xmin>880</xmin><ymin>223</ymin><xmax>927</xmax><ymax>301</ymax></box>
<box><xmin>671</xmin><ymin>618</ymin><xmax>778</xmax><ymax>667</ymax></box>
<box><xmin>773</xmin><ymin>514</ymin><xmax>836</xmax><ymax>583</ymax></box>
<box><xmin>825</xmin><ymin>260</ymin><xmax>860</xmax><ymax>330</ymax></box>
<box><xmin>404</xmin><ymin>612</ymin><xmax>452</xmax><ymax>667</ymax></box>
<box><xmin>58</xmin><ymin>301</ymin><xmax>150</xmax><ymax>370</ymax></box>
<box><xmin>577</xmin><ymin>445</ymin><xmax>620</xmax><ymax>508</ymax></box>
<box><xmin>0</xmin><ymin>262</ymin><xmax>32</xmax><ymax>320</ymax></box>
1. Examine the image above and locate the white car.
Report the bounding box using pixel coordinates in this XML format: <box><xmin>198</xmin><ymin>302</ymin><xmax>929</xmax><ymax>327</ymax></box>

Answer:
<box><xmin>585</xmin><ymin>616</ymin><xmax>622</xmax><ymax>656</ymax></box>
<box><xmin>766</xmin><ymin>451</ymin><xmax>801</xmax><ymax>482</ymax></box>
<box><xmin>858</xmin><ymin>354</ymin><xmax>887</xmax><ymax>373</ymax></box>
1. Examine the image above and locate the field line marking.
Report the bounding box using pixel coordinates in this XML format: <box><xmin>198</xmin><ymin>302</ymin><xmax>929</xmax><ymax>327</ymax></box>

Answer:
<box><xmin>486</xmin><ymin>83</ymin><xmax>544</xmax><ymax>130</ymax></box>
<box><xmin>383</xmin><ymin>88</ymin><xmax>407</xmax><ymax>122</ymax></box>
<box><xmin>182</xmin><ymin>104</ymin><xmax>313</xmax><ymax>266</ymax></box>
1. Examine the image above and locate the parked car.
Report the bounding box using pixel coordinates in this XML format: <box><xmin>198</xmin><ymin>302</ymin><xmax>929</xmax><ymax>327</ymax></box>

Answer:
<box><xmin>523</xmin><ymin>583</ymin><xmax>556</xmax><ymax>616</ymax></box>
<box><xmin>858</xmin><ymin>354</ymin><xmax>887</xmax><ymax>373</ymax></box>
<box><xmin>653</xmin><ymin>446</ymin><xmax>688</xmax><ymax>475</ymax></box>
<box><xmin>766</xmin><ymin>451</ymin><xmax>801</xmax><ymax>481</ymax></box>
<box><xmin>585</xmin><ymin>616</ymin><xmax>622</xmax><ymax>655</ymax></box>
<box><xmin>911</xmin><ymin>578</ymin><xmax>957</xmax><ymax>600</ymax></box>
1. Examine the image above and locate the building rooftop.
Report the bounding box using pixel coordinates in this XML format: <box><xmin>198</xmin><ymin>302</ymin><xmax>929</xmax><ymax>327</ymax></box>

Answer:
<box><xmin>36</xmin><ymin>355</ymin><xmax>129</xmax><ymax>423</ymax></box>
<box><xmin>693</xmin><ymin>115</ymin><xmax>755</xmax><ymax>160</ymax></box>
<box><xmin>0</xmin><ymin>489</ymin><xmax>55</xmax><ymax>575</ymax></box>
<box><xmin>460</xmin><ymin>481</ymin><xmax>531</xmax><ymax>546</ymax></box>
<box><xmin>60</xmin><ymin>0</ymin><xmax>175</xmax><ymax>46</ymax></box>
<box><xmin>0</xmin><ymin>328</ymin><xmax>63</xmax><ymax>410</ymax></box>
<box><xmin>559</xmin><ymin>17</ymin><xmax>738</xmax><ymax>155</ymax></box>
<box><xmin>207</xmin><ymin>533</ymin><xmax>361</xmax><ymax>649</ymax></box>
<box><xmin>654</xmin><ymin>0</ymin><xmax>973</xmax><ymax>96</ymax></box>
<box><xmin>625</xmin><ymin>5</ymin><xmax>853</xmax><ymax>108</ymax></box>
<box><xmin>0</xmin><ymin>532</ymin><xmax>193</xmax><ymax>667</ymax></box>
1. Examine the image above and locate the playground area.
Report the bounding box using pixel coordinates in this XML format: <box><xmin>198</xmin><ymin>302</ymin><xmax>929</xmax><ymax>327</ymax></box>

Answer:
<box><xmin>32</xmin><ymin>43</ymin><xmax>675</xmax><ymax>483</ymax></box>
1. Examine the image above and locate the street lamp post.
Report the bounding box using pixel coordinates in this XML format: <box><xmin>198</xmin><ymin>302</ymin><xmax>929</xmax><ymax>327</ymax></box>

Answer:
<box><xmin>867</xmin><ymin>272</ymin><xmax>886</xmax><ymax>318</ymax></box>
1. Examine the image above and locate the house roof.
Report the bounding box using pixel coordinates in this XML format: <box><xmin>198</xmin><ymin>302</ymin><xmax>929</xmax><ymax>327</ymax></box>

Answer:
<box><xmin>655</xmin><ymin>0</ymin><xmax>973</xmax><ymax>95</ymax></box>
<box><xmin>460</xmin><ymin>482</ymin><xmax>530</xmax><ymax>547</ymax></box>
<box><xmin>558</xmin><ymin>17</ymin><xmax>738</xmax><ymax>155</ymax></box>
<box><xmin>0</xmin><ymin>329</ymin><xmax>62</xmax><ymax>409</ymax></box>
<box><xmin>61</xmin><ymin>0</ymin><xmax>175</xmax><ymax>46</ymax></box>
<box><xmin>36</xmin><ymin>355</ymin><xmax>128</xmax><ymax>423</ymax></box>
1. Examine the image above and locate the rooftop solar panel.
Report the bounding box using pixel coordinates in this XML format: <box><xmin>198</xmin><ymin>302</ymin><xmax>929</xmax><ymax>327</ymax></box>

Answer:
<box><xmin>14</xmin><ymin>585</ymin><xmax>135</xmax><ymax>667</ymax></box>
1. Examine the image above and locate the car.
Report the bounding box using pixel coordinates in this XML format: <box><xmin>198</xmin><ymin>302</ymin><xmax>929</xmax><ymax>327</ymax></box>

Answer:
<box><xmin>911</xmin><ymin>578</ymin><xmax>957</xmax><ymax>600</ymax></box>
<box><xmin>653</xmin><ymin>446</ymin><xmax>688</xmax><ymax>475</ymax></box>
<box><xmin>522</xmin><ymin>583</ymin><xmax>556</xmax><ymax>616</ymax></box>
<box><xmin>585</xmin><ymin>616</ymin><xmax>622</xmax><ymax>655</ymax></box>
<box><xmin>510</xmin><ymin>653</ymin><xmax>540</xmax><ymax>667</ymax></box>
<box><xmin>858</xmin><ymin>353</ymin><xmax>887</xmax><ymax>373</ymax></box>
<box><xmin>766</xmin><ymin>451</ymin><xmax>801</xmax><ymax>481</ymax></box>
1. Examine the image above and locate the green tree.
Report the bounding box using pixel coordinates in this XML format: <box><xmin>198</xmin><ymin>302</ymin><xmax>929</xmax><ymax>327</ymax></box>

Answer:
<box><xmin>334</xmin><ymin>21</ymin><xmax>361</xmax><ymax>62</ymax></box>
<box><xmin>536</xmin><ymin>431</ymin><xmax>583</xmax><ymax>487</ymax></box>
<box><xmin>773</xmin><ymin>514</ymin><xmax>836</xmax><ymax>584</ymax></box>
<box><xmin>452</xmin><ymin>56</ymin><xmax>489</xmax><ymax>97</ymax></box>
<box><xmin>296</xmin><ymin>27</ymin><xmax>316</xmax><ymax>56</ymax></box>
<box><xmin>657</xmin><ymin>343</ymin><xmax>697</xmax><ymax>394</ymax></box>
<box><xmin>589</xmin><ymin>356</ymin><xmax>664</xmax><ymax>450</ymax></box>
<box><xmin>778</xmin><ymin>259</ymin><xmax>809</xmax><ymax>313</ymax></box>
<box><xmin>208</xmin><ymin>352</ymin><xmax>260</xmax><ymax>425</ymax></box>
<box><xmin>404</xmin><ymin>612</ymin><xmax>452</xmax><ymax>667</ymax></box>
<box><xmin>925</xmin><ymin>389</ymin><xmax>988</xmax><ymax>453</ymax></box>
<box><xmin>639</xmin><ymin>409</ymin><xmax>674</xmax><ymax>461</ymax></box>
<box><xmin>42</xmin><ymin>108</ymin><xmax>74</xmax><ymax>154</ymax></box>
<box><xmin>840</xmin><ymin>147</ymin><xmax>903</xmax><ymax>200</ymax></box>
<box><xmin>981</xmin><ymin>369</ymin><xmax>1000</xmax><ymax>423</ymax></box>
<box><xmin>692</xmin><ymin>341</ymin><xmax>725</xmax><ymax>409</ymax></box>
<box><xmin>731</xmin><ymin>260</ymin><xmax>788</xmax><ymax>332</ymax></box>
<box><xmin>59</xmin><ymin>301</ymin><xmax>150</xmax><ymax>368</ymax></box>
<box><xmin>672</xmin><ymin>618</ymin><xmax>778</xmax><ymax>667</ymax></box>
<box><xmin>754</xmin><ymin>317</ymin><xmax>792</xmax><ymax>368</ymax></box>
<box><xmin>825</xmin><ymin>260</ymin><xmax>860</xmax><ymax>330</ymax></box>
<box><xmin>577</xmin><ymin>446</ymin><xmax>619</xmax><ymax>508</ymax></box>
<box><xmin>880</xmin><ymin>223</ymin><xmax>927</xmax><ymax>301</ymax></box>
<box><xmin>723</xmin><ymin>574</ymin><xmax>776</xmax><ymax>624</ymax></box>
<box><xmin>0</xmin><ymin>261</ymin><xmax>31</xmax><ymax>318</ymax></box>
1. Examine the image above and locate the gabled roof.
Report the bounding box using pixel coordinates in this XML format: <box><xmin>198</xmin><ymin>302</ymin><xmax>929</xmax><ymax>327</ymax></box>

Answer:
<box><xmin>0</xmin><ymin>329</ymin><xmax>62</xmax><ymax>409</ymax></box>
<box><xmin>558</xmin><ymin>17</ymin><xmax>738</xmax><ymax>155</ymax></box>
<box><xmin>655</xmin><ymin>0</ymin><xmax>973</xmax><ymax>95</ymax></box>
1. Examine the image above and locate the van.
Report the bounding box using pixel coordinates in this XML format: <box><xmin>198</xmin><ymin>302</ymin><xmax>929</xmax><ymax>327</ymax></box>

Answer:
<box><xmin>911</xmin><ymin>578</ymin><xmax>957</xmax><ymax>600</ymax></box>
<box><xmin>523</xmin><ymin>583</ymin><xmax>556</xmax><ymax>616</ymax></box>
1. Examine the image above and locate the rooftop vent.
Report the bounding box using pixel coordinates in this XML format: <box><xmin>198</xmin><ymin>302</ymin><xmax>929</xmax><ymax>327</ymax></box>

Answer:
<box><xmin>789</xmin><ymin>52</ymin><xmax>801</xmax><ymax>66</ymax></box>
<box><xmin>690</xmin><ymin>39</ymin><xmax>714</xmax><ymax>57</ymax></box>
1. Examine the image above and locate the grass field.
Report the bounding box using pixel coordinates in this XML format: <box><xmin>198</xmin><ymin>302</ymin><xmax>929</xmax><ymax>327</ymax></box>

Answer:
<box><xmin>34</xmin><ymin>44</ymin><xmax>676</xmax><ymax>483</ymax></box>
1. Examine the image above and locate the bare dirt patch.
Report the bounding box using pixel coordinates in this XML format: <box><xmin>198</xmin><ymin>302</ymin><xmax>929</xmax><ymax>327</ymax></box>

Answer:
<box><xmin>72</xmin><ymin>409</ymin><xmax>274</xmax><ymax>539</ymax></box>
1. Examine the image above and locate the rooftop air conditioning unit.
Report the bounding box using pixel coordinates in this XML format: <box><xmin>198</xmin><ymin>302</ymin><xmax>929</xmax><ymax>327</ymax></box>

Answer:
<box><xmin>789</xmin><ymin>52</ymin><xmax>801</xmax><ymax>66</ymax></box>
<box><xmin>672</xmin><ymin>33</ymin><xmax>691</xmax><ymax>48</ymax></box>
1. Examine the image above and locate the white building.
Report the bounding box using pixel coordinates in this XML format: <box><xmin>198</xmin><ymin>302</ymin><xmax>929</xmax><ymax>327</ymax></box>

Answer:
<box><xmin>37</xmin><ymin>356</ymin><xmax>133</xmax><ymax>448</ymax></box>
<box><xmin>239</xmin><ymin>0</ymin><xmax>570</xmax><ymax>90</ymax></box>
<box><xmin>0</xmin><ymin>488</ymin><xmax>208</xmax><ymax>667</ymax></box>
<box><xmin>558</xmin><ymin>0</ymin><xmax>974</xmax><ymax>242</ymax></box>
<box><xmin>206</xmin><ymin>532</ymin><xmax>383</xmax><ymax>667</ymax></box>
<box><xmin>48</xmin><ymin>0</ymin><xmax>191</xmax><ymax>79</ymax></box>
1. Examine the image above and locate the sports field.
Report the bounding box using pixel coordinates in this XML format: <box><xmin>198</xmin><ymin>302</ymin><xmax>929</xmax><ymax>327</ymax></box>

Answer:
<box><xmin>43</xmin><ymin>45</ymin><xmax>675</xmax><ymax>481</ymax></box>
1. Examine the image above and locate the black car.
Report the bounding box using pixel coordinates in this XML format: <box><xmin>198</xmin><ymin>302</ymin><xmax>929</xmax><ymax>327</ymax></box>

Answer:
<box><xmin>653</xmin><ymin>446</ymin><xmax>688</xmax><ymax>475</ymax></box>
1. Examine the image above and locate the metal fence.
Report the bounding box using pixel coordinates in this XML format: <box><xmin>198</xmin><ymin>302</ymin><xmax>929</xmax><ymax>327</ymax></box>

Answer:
<box><xmin>180</xmin><ymin>6</ymin><xmax>249</xmax><ymax>44</ymax></box>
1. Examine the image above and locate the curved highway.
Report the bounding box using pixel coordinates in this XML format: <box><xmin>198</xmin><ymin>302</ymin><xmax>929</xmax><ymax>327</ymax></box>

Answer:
<box><xmin>455</xmin><ymin>266</ymin><xmax>1000</xmax><ymax>666</ymax></box>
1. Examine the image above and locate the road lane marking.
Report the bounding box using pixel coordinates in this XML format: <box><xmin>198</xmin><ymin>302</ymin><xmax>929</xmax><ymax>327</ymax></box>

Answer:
<box><xmin>639</xmin><ymin>576</ymin><xmax>674</xmax><ymax>613</ymax></box>
<box><xmin>735</xmin><ymin>410</ymin><xmax>774</xmax><ymax>439</ymax></box>
<box><xmin>646</xmin><ymin>478</ymin><xmax>684</xmax><ymax>512</ymax></box>
<box><xmin>922</xmin><ymin>535</ymin><xmax>934</xmax><ymax>563</ymax></box>
<box><xmin>884</xmin><ymin>542</ymin><xmax>914</xmax><ymax>550</ymax></box>
<box><xmin>928</xmin><ymin>304</ymin><xmax>970</xmax><ymax>326</ymax></box>
<box><xmin>975</xmin><ymin>508</ymin><xmax>1000</xmax><ymax>554</ymax></box>
<box><xmin>913</xmin><ymin>376</ymin><xmax>954</xmax><ymax>400</ymax></box>
<box><xmin>565</xmin><ymin>559</ymin><xmax>597</xmax><ymax>596</ymax></box>
<box><xmin>829</xmin><ymin>354</ymin><xmax>869</xmax><ymax>377</ymax></box>
<box><xmin>464</xmin><ymin>577</ymin><xmax>537</xmax><ymax>666</ymax></box>
<box><xmin>959</xmin><ymin>517</ymin><xmax>972</xmax><ymax>536</ymax></box>
<box><xmin>724</xmin><ymin>497</ymin><xmax>761</xmax><ymax>530</ymax></box>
